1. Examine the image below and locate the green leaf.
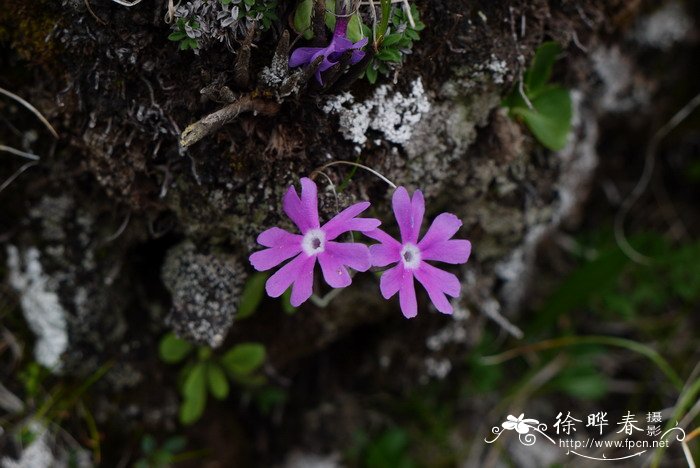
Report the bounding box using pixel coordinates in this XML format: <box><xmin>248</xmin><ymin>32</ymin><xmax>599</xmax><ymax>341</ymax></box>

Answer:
<box><xmin>180</xmin><ymin>363</ymin><xmax>207</xmax><ymax>424</ymax></box>
<box><xmin>159</xmin><ymin>334</ymin><xmax>193</xmax><ymax>363</ymax></box>
<box><xmin>382</xmin><ymin>33</ymin><xmax>403</xmax><ymax>47</ymax></box>
<box><xmin>161</xmin><ymin>436</ymin><xmax>187</xmax><ymax>454</ymax></box>
<box><xmin>365</xmin><ymin>65</ymin><xmax>378</xmax><ymax>84</ymax></box>
<box><xmin>376</xmin><ymin>48</ymin><xmax>402</xmax><ymax>63</ymax></box>
<box><xmin>281</xmin><ymin>289</ymin><xmax>296</xmax><ymax>314</ymax></box>
<box><xmin>237</xmin><ymin>273</ymin><xmax>267</xmax><ymax>319</ymax></box>
<box><xmin>366</xmin><ymin>429</ymin><xmax>415</xmax><ymax>468</ymax></box>
<box><xmin>347</xmin><ymin>14</ymin><xmax>365</xmax><ymax>43</ymax></box>
<box><xmin>511</xmin><ymin>86</ymin><xmax>572</xmax><ymax>151</ymax></box>
<box><xmin>140</xmin><ymin>434</ymin><xmax>156</xmax><ymax>454</ymax></box>
<box><xmin>221</xmin><ymin>343</ymin><xmax>266</xmax><ymax>376</ymax></box>
<box><xmin>324</xmin><ymin>0</ymin><xmax>335</xmax><ymax>30</ymax></box>
<box><xmin>206</xmin><ymin>363</ymin><xmax>230</xmax><ymax>400</ymax></box>
<box><xmin>293</xmin><ymin>0</ymin><xmax>314</xmax><ymax>37</ymax></box>
<box><xmin>524</xmin><ymin>41</ymin><xmax>562</xmax><ymax>97</ymax></box>
<box><xmin>404</xmin><ymin>29</ymin><xmax>419</xmax><ymax>41</ymax></box>
<box><xmin>168</xmin><ymin>31</ymin><xmax>186</xmax><ymax>42</ymax></box>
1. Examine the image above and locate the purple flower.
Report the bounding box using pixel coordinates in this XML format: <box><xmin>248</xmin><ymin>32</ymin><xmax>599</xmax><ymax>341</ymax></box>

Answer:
<box><xmin>289</xmin><ymin>16</ymin><xmax>369</xmax><ymax>85</ymax></box>
<box><xmin>249</xmin><ymin>177</ymin><xmax>380</xmax><ymax>307</ymax></box>
<box><xmin>367</xmin><ymin>187</ymin><xmax>472</xmax><ymax>318</ymax></box>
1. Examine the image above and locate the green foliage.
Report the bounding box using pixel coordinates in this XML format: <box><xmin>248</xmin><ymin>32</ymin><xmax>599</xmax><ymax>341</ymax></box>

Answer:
<box><xmin>134</xmin><ymin>434</ymin><xmax>187</xmax><ymax>468</ymax></box>
<box><xmin>363</xmin><ymin>4</ymin><xmax>425</xmax><ymax>84</ymax></box>
<box><xmin>281</xmin><ymin>288</ymin><xmax>297</xmax><ymax>314</ymax></box>
<box><xmin>237</xmin><ymin>272</ymin><xmax>268</xmax><ymax>319</ymax></box>
<box><xmin>292</xmin><ymin>0</ymin><xmax>365</xmax><ymax>42</ymax></box>
<box><xmin>242</xmin><ymin>0</ymin><xmax>279</xmax><ymax>30</ymax></box>
<box><xmin>159</xmin><ymin>334</ymin><xmax>268</xmax><ymax>425</ymax></box>
<box><xmin>159</xmin><ymin>334</ymin><xmax>194</xmax><ymax>363</ymax></box>
<box><xmin>168</xmin><ymin>19</ymin><xmax>200</xmax><ymax>51</ymax></box>
<box><xmin>537</xmin><ymin>234</ymin><xmax>700</xmax><ymax>325</ymax></box>
<box><xmin>362</xmin><ymin>428</ymin><xmax>416</xmax><ymax>468</ymax></box>
<box><xmin>19</xmin><ymin>362</ymin><xmax>47</xmax><ymax>399</ymax></box>
<box><xmin>293</xmin><ymin>0</ymin><xmax>314</xmax><ymax>39</ymax></box>
<box><xmin>503</xmin><ymin>41</ymin><xmax>572</xmax><ymax>151</ymax></box>
<box><xmin>221</xmin><ymin>343</ymin><xmax>266</xmax><ymax>376</ymax></box>
<box><xmin>323</xmin><ymin>0</ymin><xmax>365</xmax><ymax>42</ymax></box>
<box><xmin>549</xmin><ymin>348</ymin><xmax>608</xmax><ymax>400</ymax></box>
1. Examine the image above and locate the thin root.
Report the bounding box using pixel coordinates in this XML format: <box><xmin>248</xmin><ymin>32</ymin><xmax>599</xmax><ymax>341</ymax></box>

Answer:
<box><xmin>0</xmin><ymin>87</ymin><xmax>59</xmax><ymax>138</ymax></box>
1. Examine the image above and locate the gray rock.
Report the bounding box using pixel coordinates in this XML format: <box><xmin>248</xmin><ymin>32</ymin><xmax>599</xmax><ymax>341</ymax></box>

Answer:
<box><xmin>161</xmin><ymin>241</ymin><xmax>246</xmax><ymax>347</ymax></box>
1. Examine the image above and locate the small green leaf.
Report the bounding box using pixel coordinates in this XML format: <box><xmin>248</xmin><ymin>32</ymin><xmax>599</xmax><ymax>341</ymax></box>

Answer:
<box><xmin>366</xmin><ymin>65</ymin><xmax>378</xmax><ymax>84</ymax></box>
<box><xmin>183</xmin><ymin>362</ymin><xmax>207</xmax><ymax>399</ymax></box>
<box><xmin>140</xmin><ymin>434</ymin><xmax>156</xmax><ymax>454</ymax></box>
<box><xmin>237</xmin><ymin>273</ymin><xmax>267</xmax><ymax>319</ymax></box>
<box><xmin>524</xmin><ymin>41</ymin><xmax>562</xmax><ymax>97</ymax></box>
<box><xmin>324</xmin><ymin>0</ymin><xmax>335</xmax><ymax>29</ymax></box>
<box><xmin>207</xmin><ymin>363</ymin><xmax>230</xmax><ymax>400</ymax></box>
<box><xmin>161</xmin><ymin>436</ymin><xmax>187</xmax><ymax>454</ymax></box>
<box><xmin>347</xmin><ymin>14</ymin><xmax>365</xmax><ymax>43</ymax></box>
<box><xmin>168</xmin><ymin>31</ymin><xmax>186</xmax><ymax>41</ymax></box>
<box><xmin>511</xmin><ymin>86</ymin><xmax>572</xmax><ymax>151</ymax></box>
<box><xmin>281</xmin><ymin>289</ymin><xmax>296</xmax><ymax>314</ymax></box>
<box><xmin>293</xmin><ymin>0</ymin><xmax>314</xmax><ymax>37</ymax></box>
<box><xmin>180</xmin><ymin>363</ymin><xmax>207</xmax><ymax>424</ymax></box>
<box><xmin>404</xmin><ymin>29</ymin><xmax>419</xmax><ymax>41</ymax></box>
<box><xmin>179</xmin><ymin>393</ymin><xmax>205</xmax><ymax>425</ymax></box>
<box><xmin>382</xmin><ymin>33</ymin><xmax>403</xmax><ymax>47</ymax></box>
<box><xmin>221</xmin><ymin>343</ymin><xmax>266</xmax><ymax>376</ymax></box>
<box><xmin>376</xmin><ymin>48</ymin><xmax>402</xmax><ymax>62</ymax></box>
<box><xmin>159</xmin><ymin>334</ymin><xmax>193</xmax><ymax>363</ymax></box>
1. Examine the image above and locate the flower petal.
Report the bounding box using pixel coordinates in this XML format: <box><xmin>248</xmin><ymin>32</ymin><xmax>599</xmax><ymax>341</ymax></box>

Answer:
<box><xmin>325</xmin><ymin>241</ymin><xmax>371</xmax><ymax>272</ymax></box>
<box><xmin>416</xmin><ymin>262</ymin><xmax>461</xmax><ymax>297</ymax></box>
<box><xmin>257</xmin><ymin>227</ymin><xmax>302</xmax><ymax>248</ymax></box>
<box><xmin>350</xmin><ymin>49</ymin><xmax>365</xmax><ymax>65</ymax></box>
<box><xmin>317</xmin><ymin>251</ymin><xmax>351</xmax><ymax>288</ymax></box>
<box><xmin>322</xmin><ymin>201</ymin><xmax>380</xmax><ymax>240</ymax></box>
<box><xmin>265</xmin><ymin>254</ymin><xmax>308</xmax><ymax>298</ymax></box>
<box><xmin>392</xmin><ymin>187</ymin><xmax>424</xmax><ymax>243</ymax></box>
<box><xmin>421</xmin><ymin>239</ymin><xmax>472</xmax><ymax>265</ymax></box>
<box><xmin>300</xmin><ymin>177</ymin><xmax>320</xmax><ymax>228</ymax></box>
<box><xmin>410</xmin><ymin>190</ymin><xmax>425</xmax><ymax>243</ymax></box>
<box><xmin>502</xmin><ymin>422</ymin><xmax>517</xmax><ymax>430</ymax></box>
<box><xmin>414</xmin><ymin>264</ymin><xmax>453</xmax><ymax>314</ymax></box>
<box><xmin>418</xmin><ymin>213</ymin><xmax>463</xmax><ymax>249</ymax></box>
<box><xmin>392</xmin><ymin>187</ymin><xmax>413</xmax><ymax>242</ymax></box>
<box><xmin>289</xmin><ymin>46</ymin><xmax>323</xmax><ymax>67</ymax></box>
<box><xmin>249</xmin><ymin>243</ymin><xmax>302</xmax><ymax>271</ymax></box>
<box><xmin>282</xmin><ymin>178</ymin><xmax>320</xmax><ymax>233</ymax></box>
<box><xmin>290</xmin><ymin>256</ymin><xmax>316</xmax><ymax>307</ymax></box>
<box><xmin>364</xmin><ymin>228</ymin><xmax>401</xmax><ymax>246</ymax></box>
<box><xmin>379</xmin><ymin>264</ymin><xmax>404</xmax><ymax>299</ymax></box>
<box><xmin>369</xmin><ymin>242</ymin><xmax>400</xmax><ymax>267</ymax></box>
<box><xmin>399</xmin><ymin>270</ymin><xmax>417</xmax><ymax>318</ymax></box>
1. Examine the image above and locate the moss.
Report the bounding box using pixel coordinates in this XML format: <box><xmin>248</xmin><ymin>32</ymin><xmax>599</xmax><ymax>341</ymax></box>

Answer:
<box><xmin>0</xmin><ymin>1</ymin><xmax>61</xmax><ymax>65</ymax></box>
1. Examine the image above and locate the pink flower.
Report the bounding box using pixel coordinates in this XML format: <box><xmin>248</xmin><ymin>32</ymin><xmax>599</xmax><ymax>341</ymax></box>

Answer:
<box><xmin>249</xmin><ymin>177</ymin><xmax>380</xmax><ymax>307</ymax></box>
<box><xmin>367</xmin><ymin>187</ymin><xmax>472</xmax><ymax>318</ymax></box>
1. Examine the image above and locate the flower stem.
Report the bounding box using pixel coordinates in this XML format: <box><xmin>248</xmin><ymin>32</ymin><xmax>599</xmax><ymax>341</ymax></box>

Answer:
<box><xmin>310</xmin><ymin>160</ymin><xmax>397</xmax><ymax>189</ymax></box>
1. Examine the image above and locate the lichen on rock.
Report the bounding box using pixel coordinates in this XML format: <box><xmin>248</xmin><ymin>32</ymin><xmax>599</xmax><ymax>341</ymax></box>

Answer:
<box><xmin>161</xmin><ymin>240</ymin><xmax>247</xmax><ymax>347</ymax></box>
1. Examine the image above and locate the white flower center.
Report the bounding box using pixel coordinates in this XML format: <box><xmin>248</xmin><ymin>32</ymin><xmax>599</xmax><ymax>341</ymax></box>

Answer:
<box><xmin>302</xmin><ymin>228</ymin><xmax>326</xmax><ymax>256</ymax></box>
<box><xmin>400</xmin><ymin>243</ymin><xmax>421</xmax><ymax>270</ymax></box>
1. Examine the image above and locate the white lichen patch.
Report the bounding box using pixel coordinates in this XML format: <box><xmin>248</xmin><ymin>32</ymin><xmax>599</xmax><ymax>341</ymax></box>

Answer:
<box><xmin>6</xmin><ymin>246</ymin><xmax>68</xmax><ymax>372</ymax></box>
<box><xmin>322</xmin><ymin>78</ymin><xmax>431</xmax><ymax>145</ymax></box>
<box><xmin>485</xmin><ymin>54</ymin><xmax>509</xmax><ymax>85</ymax></box>
<box><xmin>632</xmin><ymin>2</ymin><xmax>693</xmax><ymax>50</ymax></box>
<box><xmin>591</xmin><ymin>46</ymin><xmax>650</xmax><ymax>112</ymax></box>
